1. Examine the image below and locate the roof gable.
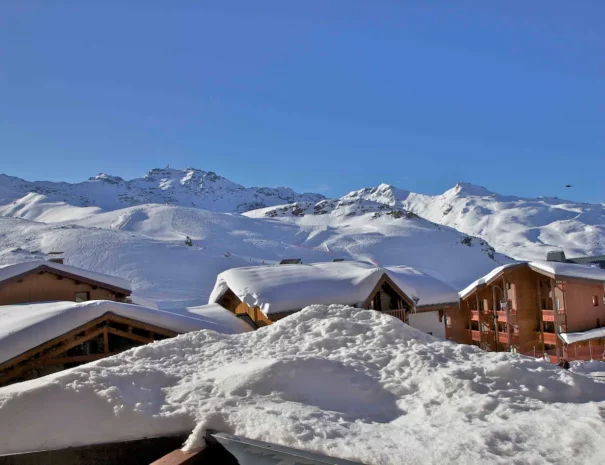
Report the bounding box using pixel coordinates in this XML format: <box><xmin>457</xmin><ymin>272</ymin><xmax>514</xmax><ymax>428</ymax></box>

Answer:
<box><xmin>0</xmin><ymin>261</ymin><xmax>131</xmax><ymax>294</ymax></box>
<box><xmin>209</xmin><ymin>261</ymin><xmax>458</xmax><ymax>315</ymax></box>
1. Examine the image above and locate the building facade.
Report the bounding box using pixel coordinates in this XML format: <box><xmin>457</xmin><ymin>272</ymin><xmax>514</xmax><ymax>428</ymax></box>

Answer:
<box><xmin>447</xmin><ymin>261</ymin><xmax>605</xmax><ymax>362</ymax></box>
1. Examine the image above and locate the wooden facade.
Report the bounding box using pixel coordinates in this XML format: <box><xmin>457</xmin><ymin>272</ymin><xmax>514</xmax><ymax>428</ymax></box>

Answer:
<box><xmin>448</xmin><ymin>263</ymin><xmax>605</xmax><ymax>362</ymax></box>
<box><xmin>0</xmin><ymin>313</ymin><xmax>178</xmax><ymax>386</ymax></box>
<box><xmin>216</xmin><ymin>272</ymin><xmax>456</xmax><ymax>329</ymax></box>
<box><xmin>0</xmin><ymin>264</ymin><xmax>130</xmax><ymax>306</ymax></box>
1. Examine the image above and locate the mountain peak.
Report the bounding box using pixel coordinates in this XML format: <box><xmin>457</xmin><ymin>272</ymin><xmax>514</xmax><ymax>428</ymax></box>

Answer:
<box><xmin>449</xmin><ymin>182</ymin><xmax>494</xmax><ymax>197</ymax></box>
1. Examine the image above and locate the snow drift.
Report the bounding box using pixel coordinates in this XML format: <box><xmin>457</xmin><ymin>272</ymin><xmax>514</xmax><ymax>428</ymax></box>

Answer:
<box><xmin>0</xmin><ymin>305</ymin><xmax>604</xmax><ymax>464</ymax></box>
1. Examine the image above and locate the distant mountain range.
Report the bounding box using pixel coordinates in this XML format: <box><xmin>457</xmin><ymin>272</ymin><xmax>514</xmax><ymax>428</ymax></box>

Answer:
<box><xmin>0</xmin><ymin>167</ymin><xmax>602</xmax><ymax>308</ymax></box>
<box><xmin>0</xmin><ymin>167</ymin><xmax>324</xmax><ymax>218</ymax></box>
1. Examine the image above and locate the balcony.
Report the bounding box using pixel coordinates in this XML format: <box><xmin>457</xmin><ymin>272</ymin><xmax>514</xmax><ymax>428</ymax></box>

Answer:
<box><xmin>542</xmin><ymin>332</ymin><xmax>558</xmax><ymax>345</ymax></box>
<box><xmin>383</xmin><ymin>309</ymin><xmax>406</xmax><ymax>322</ymax></box>
<box><xmin>541</xmin><ymin>310</ymin><xmax>555</xmax><ymax>322</ymax></box>
<box><xmin>471</xmin><ymin>330</ymin><xmax>480</xmax><ymax>341</ymax></box>
<box><xmin>470</xmin><ymin>310</ymin><xmax>492</xmax><ymax>322</ymax></box>
<box><xmin>497</xmin><ymin>332</ymin><xmax>520</xmax><ymax>345</ymax></box>
<box><xmin>496</xmin><ymin>310</ymin><xmax>517</xmax><ymax>323</ymax></box>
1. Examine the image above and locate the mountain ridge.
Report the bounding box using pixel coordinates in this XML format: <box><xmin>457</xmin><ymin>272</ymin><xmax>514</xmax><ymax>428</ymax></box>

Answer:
<box><xmin>1</xmin><ymin>167</ymin><xmax>603</xmax><ymax>263</ymax></box>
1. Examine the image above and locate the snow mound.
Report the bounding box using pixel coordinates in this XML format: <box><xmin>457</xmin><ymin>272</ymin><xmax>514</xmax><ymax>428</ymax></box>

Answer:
<box><xmin>1</xmin><ymin>305</ymin><xmax>604</xmax><ymax>464</ymax></box>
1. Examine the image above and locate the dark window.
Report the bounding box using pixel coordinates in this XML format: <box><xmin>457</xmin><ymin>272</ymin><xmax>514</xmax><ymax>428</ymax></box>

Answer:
<box><xmin>597</xmin><ymin>319</ymin><xmax>601</xmax><ymax>328</ymax></box>
<box><xmin>75</xmin><ymin>291</ymin><xmax>90</xmax><ymax>303</ymax></box>
<box><xmin>593</xmin><ymin>296</ymin><xmax>599</xmax><ymax>306</ymax></box>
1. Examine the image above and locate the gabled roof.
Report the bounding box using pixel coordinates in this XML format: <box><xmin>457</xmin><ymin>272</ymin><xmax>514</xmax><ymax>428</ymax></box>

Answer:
<box><xmin>0</xmin><ymin>261</ymin><xmax>131</xmax><ymax>294</ymax></box>
<box><xmin>208</xmin><ymin>261</ymin><xmax>459</xmax><ymax>315</ymax></box>
<box><xmin>0</xmin><ymin>300</ymin><xmax>252</xmax><ymax>365</ymax></box>
<box><xmin>460</xmin><ymin>261</ymin><xmax>605</xmax><ymax>299</ymax></box>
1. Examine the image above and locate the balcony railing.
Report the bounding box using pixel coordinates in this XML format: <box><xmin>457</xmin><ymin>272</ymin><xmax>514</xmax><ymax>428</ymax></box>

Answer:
<box><xmin>471</xmin><ymin>330</ymin><xmax>480</xmax><ymax>341</ymax></box>
<box><xmin>383</xmin><ymin>309</ymin><xmax>406</xmax><ymax>322</ymax></box>
<box><xmin>497</xmin><ymin>333</ymin><xmax>520</xmax><ymax>344</ymax></box>
<box><xmin>496</xmin><ymin>310</ymin><xmax>517</xmax><ymax>323</ymax></box>
<box><xmin>541</xmin><ymin>310</ymin><xmax>555</xmax><ymax>322</ymax></box>
<box><xmin>542</xmin><ymin>332</ymin><xmax>558</xmax><ymax>345</ymax></box>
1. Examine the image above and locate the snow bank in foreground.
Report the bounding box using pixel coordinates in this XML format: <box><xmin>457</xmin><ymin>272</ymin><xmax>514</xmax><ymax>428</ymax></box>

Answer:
<box><xmin>1</xmin><ymin>305</ymin><xmax>604</xmax><ymax>464</ymax></box>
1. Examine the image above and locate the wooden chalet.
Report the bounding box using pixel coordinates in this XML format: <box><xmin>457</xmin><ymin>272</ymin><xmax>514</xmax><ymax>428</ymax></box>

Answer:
<box><xmin>0</xmin><ymin>301</ymin><xmax>251</xmax><ymax>386</ymax></box>
<box><xmin>209</xmin><ymin>260</ymin><xmax>459</xmax><ymax>338</ymax></box>
<box><xmin>0</xmin><ymin>260</ymin><xmax>131</xmax><ymax>305</ymax></box>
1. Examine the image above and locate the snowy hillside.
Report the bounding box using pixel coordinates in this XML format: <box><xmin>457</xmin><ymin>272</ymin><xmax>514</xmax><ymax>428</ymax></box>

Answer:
<box><xmin>0</xmin><ymin>196</ymin><xmax>508</xmax><ymax>310</ymax></box>
<box><xmin>253</xmin><ymin>183</ymin><xmax>605</xmax><ymax>261</ymax></box>
<box><xmin>1</xmin><ymin>305</ymin><xmax>604</xmax><ymax>464</ymax></box>
<box><xmin>0</xmin><ymin>167</ymin><xmax>323</xmax><ymax>219</ymax></box>
<box><xmin>353</xmin><ymin>183</ymin><xmax>605</xmax><ymax>260</ymax></box>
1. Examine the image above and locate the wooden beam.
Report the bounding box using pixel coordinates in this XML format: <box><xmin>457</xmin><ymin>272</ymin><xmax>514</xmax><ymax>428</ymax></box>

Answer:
<box><xmin>0</xmin><ymin>326</ymin><xmax>106</xmax><ymax>383</ymax></box>
<box><xmin>107</xmin><ymin>314</ymin><xmax>178</xmax><ymax>338</ymax></box>
<box><xmin>0</xmin><ymin>315</ymin><xmax>109</xmax><ymax>373</ymax></box>
<box><xmin>103</xmin><ymin>327</ymin><xmax>109</xmax><ymax>354</ymax></box>
<box><xmin>43</xmin><ymin>352</ymin><xmax>120</xmax><ymax>366</ymax></box>
<box><xmin>107</xmin><ymin>327</ymin><xmax>154</xmax><ymax>344</ymax></box>
<box><xmin>150</xmin><ymin>448</ymin><xmax>206</xmax><ymax>465</ymax></box>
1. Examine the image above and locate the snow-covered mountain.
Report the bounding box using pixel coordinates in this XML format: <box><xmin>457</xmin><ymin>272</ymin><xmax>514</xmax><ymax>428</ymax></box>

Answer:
<box><xmin>1</xmin><ymin>167</ymin><xmax>601</xmax><ymax>310</ymax></box>
<box><xmin>0</xmin><ymin>167</ymin><xmax>324</xmax><ymax>221</ymax></box>
<box><xmin>254</xmin><ymin>182</ymin><xmax>605</xmax><ymax>261</ymax></box>
<box><xmin>0</xmin><ymin>169</ymin><xmax>514</xmax><ymax>309</ymax></box>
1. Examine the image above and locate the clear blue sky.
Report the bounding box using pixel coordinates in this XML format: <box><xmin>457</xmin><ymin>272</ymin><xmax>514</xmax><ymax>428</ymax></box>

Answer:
<box><xmin>1</xmin><ymin>1</ymin><xmax>603</xmax><ymax>202</ymax></box>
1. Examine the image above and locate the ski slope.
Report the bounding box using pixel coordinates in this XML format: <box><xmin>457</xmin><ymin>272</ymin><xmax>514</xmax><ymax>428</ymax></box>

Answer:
<box><xmin>0</xmin><ymin>195</ymin><xmax>508</xmax><ymax>310</ymax></box>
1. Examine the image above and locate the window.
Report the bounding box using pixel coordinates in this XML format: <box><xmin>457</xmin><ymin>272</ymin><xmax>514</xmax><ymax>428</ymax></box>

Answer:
<box><xmin>554</xmin><ymin>298</ymin><xmax>560</xmax><ymax>312</ymax></box>
<box><xmin>593</xmin><ymin>295</ymin><xmax>599</xmax><ymax>307</ymax></box>
<box><xmin>75</xmin><ymin>291</ymin><xmax>90</xmax><ymax>303</ymax></box>
<box><xmin>506</xmin><ymin>282</ymin><xmax>511</xmax><ymax>290</ymax></box>
<box><xmin>597</xmin><ymin>318</ymin><xmax>601</xmax><ymax>328</ymax></box>
<box><xmin>445</xmin><ymin>317</ymin><xmax>451</xmax><ymax>328</ymax></box>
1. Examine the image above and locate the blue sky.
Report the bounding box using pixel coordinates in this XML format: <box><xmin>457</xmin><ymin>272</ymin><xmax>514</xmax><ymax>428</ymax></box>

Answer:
<box><xmin>1</xmin><ymin>1</ymin><xmax>603</xmax><ymax>202</ymax></box>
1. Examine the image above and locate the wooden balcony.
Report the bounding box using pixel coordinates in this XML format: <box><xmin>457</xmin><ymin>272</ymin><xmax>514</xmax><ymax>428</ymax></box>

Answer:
<box><xmin>496</xmin><ymin>310</ymin><xmax>517</xmax><ymax>323</ymax></box>
<box><xmin>471</xmin><ymin>330</ymin><xmax>480</xmax><ymax>341</ymax></box>
<box><xmin>541</xmin><ymin>310</ymin><xmax>555</xmax><ymax>322</ymax></box>
<box><xmin>470</xmin><ymin>310</ymin><xmax>491</xmax><ymax>322</ymax></box>
<box><xmin>542</xmin><ymin>332</ymin><xmax>558</xmax><ymax>345</ymax></box>
<box><xmin>497</xmin><ymin>333</ymin><xmax>520</xmax><ymax>345</ymax></box>
<box><xmin>383</xmin><ymin>309</ymin><xmax>406</xmax><ymax>322</ymax></box>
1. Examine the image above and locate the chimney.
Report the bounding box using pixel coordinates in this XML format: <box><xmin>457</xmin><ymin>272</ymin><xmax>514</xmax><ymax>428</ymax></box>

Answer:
<box><xmin>546</xmin><ymin>251</ymin><xmax>566</xmax><ymax>262</ymax></box>
<box><xmin>279</xmin><ymin>259</ymin><xmax>302</xmax><ymax>265</ymax></box>
<box><xmin>47</xmin><ymin>251</ymin><xmax>64</xmax><ymax>265</ymax></box>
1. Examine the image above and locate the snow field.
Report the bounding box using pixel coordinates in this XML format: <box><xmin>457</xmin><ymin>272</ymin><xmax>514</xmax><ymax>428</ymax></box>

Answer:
<box><xmin>0</xmin><ymin>305</ymin><xmax>604</xmax><ymax>464</ymax></box>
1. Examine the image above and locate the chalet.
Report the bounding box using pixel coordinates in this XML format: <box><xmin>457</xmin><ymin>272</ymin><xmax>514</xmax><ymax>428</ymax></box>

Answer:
<box><xmin>449</xmin><ymin>260</ymin><xmax>605</xmax><ymax>363</ymax></box>
<box><xmin>0</xmin><ymin>260</ymin><xmax>132</xmax><ymax>305</ymax></box>
<box><xmin>0</xmin><ymin>300</ymin><xmax>251</xmax><ymax>386</ymax></box>
<box><xmin>208</xmin><ymin>260</ymin><xmax>459</xmax><ymax>338</ymax></box>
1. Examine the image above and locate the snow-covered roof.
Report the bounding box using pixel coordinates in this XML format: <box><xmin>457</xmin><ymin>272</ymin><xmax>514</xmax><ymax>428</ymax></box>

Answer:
<box><xmin>0</xmin><ymin>300</ymin><xmax>252</xmax><ymax>365</ymax></box>
<box><xmin>559</xmin><ymin>327</ymin><xmax>605</xmax><ymax>345</ymax></box>
<box><xmin>209</xmin><ymin>261</ymin><xmax>458</xmax><ymax>315</ymax></box>
<box><xmin>0</xmin><ymin>304</ymin><xmax>604</xmax><ymax>463</ymax></box>
<box><xmin>528</xmin><ymin>260</ymin><xmax>605</xmax><ymax>282</ymax></box>
<box><xmin>459</xmin><ymin>263</ymin><xmax>522</xmax><ymax>299</ymax></box>
<box><xmin>460</xmin><ymin>261</ymin><xmax>605</xmax><ymax>299</ymax></box>
<box><xmin>0</xmin><ymin>261</ymin><xmax>131</xmax><ymax>292</ymax></box>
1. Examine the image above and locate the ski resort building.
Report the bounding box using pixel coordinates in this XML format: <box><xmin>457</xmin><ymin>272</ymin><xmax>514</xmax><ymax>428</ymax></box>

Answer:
<box><xmin>209</xmin><ymin>260</ymin><xmax>459</xmax><ymax>337</ymax></box>
<box><xmin>449</xmin><ymin>260</ymin><xmax>605</xmax><ymax>362</ymax></box>
<box><xmin>0</xmin><ymin>260</ymin><xmax>132</xmax><ymax>305</ymax></box>
<box><xmin>0</xmin><ymin>301</ymin><xmax>251</xmax><ymax>386</ymax></box>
